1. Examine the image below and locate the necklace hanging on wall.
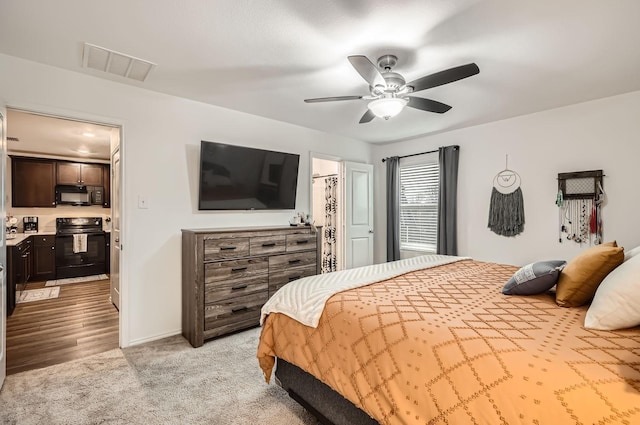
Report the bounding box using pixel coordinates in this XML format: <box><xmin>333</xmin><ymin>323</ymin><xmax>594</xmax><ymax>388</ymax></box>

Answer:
<box><xmin>557</xmin><ymin>170</ymin><xmax>605</xmax><ymax>245</ymax></box>
<box><xmin>488</xmin><ymin>154</ymin><xmax>525</xmax><ymax>237</ymax></box>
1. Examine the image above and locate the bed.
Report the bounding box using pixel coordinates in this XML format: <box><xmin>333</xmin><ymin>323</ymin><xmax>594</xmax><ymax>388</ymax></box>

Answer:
<box><xmin>257</xmin><ymin>255</ymin><xmax>640</xmax><ymax>425</ymax></box>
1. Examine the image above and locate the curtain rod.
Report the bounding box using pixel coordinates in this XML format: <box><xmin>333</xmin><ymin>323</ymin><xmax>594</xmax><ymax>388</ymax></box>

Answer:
<box><xmin>381</xmin><ymin>149</ymin><xmax>438</xmax><ymax>163</ymax></box>
<box><xmin>381</xmin><ymin>145</ymin><xmax>458</xmax><ymax>163</ymax></box>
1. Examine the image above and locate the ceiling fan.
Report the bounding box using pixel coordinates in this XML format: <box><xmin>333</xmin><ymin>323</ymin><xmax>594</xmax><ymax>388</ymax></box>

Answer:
<box><xmin>304</xmin><ymin>55</ymin><xmax>479</xmax><ymax>123</ymax></box>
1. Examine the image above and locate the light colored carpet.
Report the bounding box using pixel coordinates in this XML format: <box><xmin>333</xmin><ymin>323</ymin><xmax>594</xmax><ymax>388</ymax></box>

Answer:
<box><xmin>16</xmin><ymin>287</ymin><xmax>60</xmax><ymax>304</ymax></box>
<box><xmin>0</xmin><ymin>327</ymin><xmax>319</xmax><ymax>425</ymax></box>
<box><xmin>45</xmin><ymin>274</ymin><xmax>110</xmax><ymax>287</ymax></box>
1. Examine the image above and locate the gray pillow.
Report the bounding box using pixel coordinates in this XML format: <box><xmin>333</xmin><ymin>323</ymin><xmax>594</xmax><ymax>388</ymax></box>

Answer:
<box><xmin>502</xmin><ymin>260</ymin><xmax>567</xmax><ymax>295</ymax></box>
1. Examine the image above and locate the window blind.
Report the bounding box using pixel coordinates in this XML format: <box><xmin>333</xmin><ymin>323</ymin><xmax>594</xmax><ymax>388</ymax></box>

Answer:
<box><xmin>399</xmin><ymin>161</ymin><xmax>439</xmax><ymax>253</ymax></box>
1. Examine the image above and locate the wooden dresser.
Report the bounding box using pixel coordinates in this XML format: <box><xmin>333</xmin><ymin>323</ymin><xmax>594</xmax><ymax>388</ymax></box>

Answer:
<box><xmin>182</xmin><ymin>225</ymin><xmax>320</xmax><ymax>347</ymax></box>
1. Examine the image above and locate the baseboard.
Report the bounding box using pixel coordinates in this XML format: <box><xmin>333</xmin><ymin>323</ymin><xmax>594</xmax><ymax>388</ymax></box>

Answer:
<box><xmin>127</xmin><ymin>328</ymin><xmax>182</xmax><ymax>347</ymax></box>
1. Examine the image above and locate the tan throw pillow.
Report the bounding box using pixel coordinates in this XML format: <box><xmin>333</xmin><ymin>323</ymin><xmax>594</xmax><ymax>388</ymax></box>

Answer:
<box><xmin>555</xmin><ymin>241</ymin><xmax>624</xmax><ymax>307</ymax></box>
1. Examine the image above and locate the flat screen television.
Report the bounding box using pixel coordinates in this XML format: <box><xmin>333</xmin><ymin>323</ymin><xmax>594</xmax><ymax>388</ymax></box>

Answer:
<box><xmin>198</xmin><ymin>140</ymin><xmax>300</xmax><ymax>210</ymax></box>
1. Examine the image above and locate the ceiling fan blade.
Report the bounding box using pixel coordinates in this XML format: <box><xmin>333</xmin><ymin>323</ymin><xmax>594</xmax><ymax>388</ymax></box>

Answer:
<box><xmin>406</xmin><ymin>97</ymin><xmax>452</xmax><ymax>114</ymax></box>
<box><xmin>407</xmin><ymin>63</ymin><xmax>480</xmax><ymax>92</ymax></box>
<box><xmin>348</xmin><ymin>55</ymin><xmax>386</xmax><ymax>88</ymax></box>
<box><xmin>359</xmin><ymin>109</ymin><xmax>375</xmax><ymax>124</ymax></box>
<box><xmin>304</xmin><ymin>95</ymin><xmax>363</xmax><ymax>103</ymax></box>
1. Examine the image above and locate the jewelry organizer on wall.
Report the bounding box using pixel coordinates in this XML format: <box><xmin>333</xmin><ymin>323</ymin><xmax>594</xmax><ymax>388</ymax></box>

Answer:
<box><xmin>556</xmin><ymin>170</ymin><xmax>605</xmax><ymax>245</ymax></box>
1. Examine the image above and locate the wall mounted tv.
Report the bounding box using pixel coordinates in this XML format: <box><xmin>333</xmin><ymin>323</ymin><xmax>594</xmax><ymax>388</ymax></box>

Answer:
<box><xmin>198</xmin><ymin>140</ymin><xmax>300</xmax><ymax>210</ymax></box>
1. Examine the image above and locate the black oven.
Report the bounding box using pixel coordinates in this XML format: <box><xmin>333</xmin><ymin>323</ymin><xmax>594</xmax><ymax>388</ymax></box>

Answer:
<box><xmin>55</xmin><ymin>217</ymin><xmax>107</xmax><ymax>279</ymax></box>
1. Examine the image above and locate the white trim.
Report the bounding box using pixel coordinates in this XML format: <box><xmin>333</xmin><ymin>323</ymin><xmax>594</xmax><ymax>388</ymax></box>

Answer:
<box><xmin>127</xmin><ymin>329</ymin><xmax>182</xmax><ymax>347</ymax></box>
<box><xmin>0</xmin><ymin>108</ymin><xmax>7</xmax><ymax>389</ymax></box>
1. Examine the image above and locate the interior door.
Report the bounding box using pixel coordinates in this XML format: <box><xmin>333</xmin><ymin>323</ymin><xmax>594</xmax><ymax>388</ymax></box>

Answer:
<box><xmin>343</xmin><ymin>161</ymin><xmax>374</xmax><ymax>269</ymax></box>
<box><xmin>110</xmin><ymin>147</ymin><xmax>121</xmax><ymax>309</ymax></box>
<box><xmin>1</xmin><ymin>110</ymin><xmax>7</xmax><ymax>387</ymax></box>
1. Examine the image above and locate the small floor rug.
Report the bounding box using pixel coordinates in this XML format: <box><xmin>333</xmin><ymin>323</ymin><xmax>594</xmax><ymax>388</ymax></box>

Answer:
<box><xmin>45</xmin><ymin>274</ymin><xmax>109</xmax><ymax>287</ymax></box>
<box><xmin>17</xmin><ymin>287</ymin><xmax>61</xmax><ymax>303</ymax></box>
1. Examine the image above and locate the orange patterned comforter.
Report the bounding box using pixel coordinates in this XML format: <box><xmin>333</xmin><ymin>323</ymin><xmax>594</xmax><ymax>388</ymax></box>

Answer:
<box><xmin>257</xmin><ymin>260</ymin><xmax>640</xmax><ymax>424</ymax></box>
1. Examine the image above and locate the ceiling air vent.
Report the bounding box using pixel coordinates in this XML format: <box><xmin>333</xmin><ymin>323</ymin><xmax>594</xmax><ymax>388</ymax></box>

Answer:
<box><xmin>82</xmin><ymin>43</ymin><xmax>156</xmax><ymax>82</ymax></box>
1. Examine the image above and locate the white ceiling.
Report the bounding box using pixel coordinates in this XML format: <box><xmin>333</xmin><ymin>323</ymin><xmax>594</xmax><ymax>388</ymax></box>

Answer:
<box><xmin>1</xmin><ymin>1</ymin><xmax>639</xmax><ymax>144</ymax></box>
<box><xmin>6</xmin><ymin>110</ymin><xmax>113</xmax><ymax>160</ymax></box>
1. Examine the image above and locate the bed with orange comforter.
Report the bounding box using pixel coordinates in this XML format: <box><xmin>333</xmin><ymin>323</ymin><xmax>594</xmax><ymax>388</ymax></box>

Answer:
<box><xmin>257</xmin><ymin>258</ymin><xmax>640</xmax><ymax>424</ymax></box>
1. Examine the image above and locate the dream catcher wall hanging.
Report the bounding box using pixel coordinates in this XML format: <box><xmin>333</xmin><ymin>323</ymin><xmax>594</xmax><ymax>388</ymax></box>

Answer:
<box><xmin>556</xmin><ymin>170</ymin><xmax>605</xmax><ymax>245</ymax></box>
<box><xmin>488</xmin><ymin>155</ymin><xmax>525</xmax><ymax>236</ymax></box>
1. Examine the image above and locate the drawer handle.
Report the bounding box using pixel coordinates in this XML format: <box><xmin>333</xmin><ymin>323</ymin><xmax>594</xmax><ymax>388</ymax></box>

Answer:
<box><xmin>220</xmin><ymin>246</ymin><xmax>236</xmax><ymax>251</ymax></box>
<box><xmin>231</xmin><ymin>284</ymin><xmax>248</xmax><ymax>291</ymax></box>
<box><xmin>288</xmin><ymin>276</ymin><xmax>301</xmax><ymax>282</ymax></box>
<box><xmin>288</xmin><ymin>259</ymin><xmax>301</xmax><ymax>264</ymax></box>
<box><xmin>261</xmin><ymin>242</ymin><xmax>276</xmax><ymax>247</ymax></box>
<box><xmin>232</xmin><ymin>306</ymin><xmax>248</xmax><ymax>313</ymax></box>
<box><xmin>296</xmin><ymin>240</ymin><xmax>309</xmax><ymax>245</ymax></box>
<box><xmin>231</xmin><ymin>266</ymin><xmax>248</xmax><ymax>272</ymax></box>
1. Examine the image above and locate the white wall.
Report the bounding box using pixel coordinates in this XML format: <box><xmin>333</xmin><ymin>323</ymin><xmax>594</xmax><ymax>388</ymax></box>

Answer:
<box><xmin>0</xmin><ymin>53</ymin><xmax>372</xmax><ymax>345</ymax></box>
<box><xmin>373</xmin><ymin>90</ymin><xmax>640</xmax><ymax>266</ymax></box>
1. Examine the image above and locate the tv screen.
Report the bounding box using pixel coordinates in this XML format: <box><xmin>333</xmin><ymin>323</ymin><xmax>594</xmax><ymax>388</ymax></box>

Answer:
<box><xmin>198</xmin><ymin>141</ymin><xmax>300</xmax><ymax>210</ymax></box>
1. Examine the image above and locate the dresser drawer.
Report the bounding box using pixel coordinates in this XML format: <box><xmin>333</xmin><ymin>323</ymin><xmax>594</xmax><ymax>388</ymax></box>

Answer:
<box><xmin>205</xmin><ymin>257</ymin><xmax>268</xmax><ymax>303</ymax></box>
<box><xmin>269</xmin><ymin>264</ymin><xmax>317</xmax><ymax>295</ymax></box>
<box><xmin>204</xmin><ymin>237</ymin><xmax>249</xmax><ymax>261</ymax></box>
<box><xmin>269</xmin><ymin>251</ymin><xmax>317</xmax><ymax>272</ymax></box>
<box><xmin>203</xmin><ymin>292</ymin><xmax>268</xmax><ymax>338</ymax></box>
<box><xmin>285</xmin><ymin>233</ymin><xmax>317</xmax><ymax>252</ymax></box>
<box><xmin>205</xmin><ymin>278</ymin><xmax>268</xmax><ymax>304</ymax></box>
<box><xmin>250</xmin><ymin>235</ymin><xmax>286</xmax><ymax>256</ymax></box>
<box><xmin>204</xmin><ymin>257</ymin><xmax>268</xmax><ymax>284</ymax></box>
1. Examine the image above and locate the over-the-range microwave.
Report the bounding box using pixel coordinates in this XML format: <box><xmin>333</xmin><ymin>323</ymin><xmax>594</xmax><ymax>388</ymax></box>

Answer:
<box><xmin>55</xmin><ymin>185</ymin><xmax>104</xmax><ymax>206</ymax></box>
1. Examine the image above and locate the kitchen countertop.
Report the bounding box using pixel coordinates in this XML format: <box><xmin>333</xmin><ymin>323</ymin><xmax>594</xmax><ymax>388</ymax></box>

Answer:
<box><xmin>6</xmin><ymin>230</ymin><xmax>111</xmax><ymax>247</ymax></box>
<box><xmin>6</xmin><ymin>231</ymin><xmax>55</xmax><ymax>247</ymax></box>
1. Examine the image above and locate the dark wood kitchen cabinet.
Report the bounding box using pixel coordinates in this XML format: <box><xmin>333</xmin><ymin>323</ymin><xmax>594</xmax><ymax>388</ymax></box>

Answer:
<box><xmin>56</xmin><ymin>161</ymin><xmax>103</xmax><ymax>186</ymax></box>
<box><xmin>6</xmin><ymin>238</ymin><xmax>33</xmax><ymax>316</ymax></box>
<box><xmin>33</xmin><ymin>235</ymin><xmax>56</xmax><ymax>281</ymax></box>
<box><xmin>11</xmin><ymin>156</ymin><xmax>56</xmax><ymax>208</ymax></box>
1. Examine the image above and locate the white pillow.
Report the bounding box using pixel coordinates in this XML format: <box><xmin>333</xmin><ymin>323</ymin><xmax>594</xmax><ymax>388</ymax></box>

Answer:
<box><xmin>624</xmin><ymin>245</ymin><xmax>640</xmax><ymax>262</ymax></box>
<box><xmin>584</xmin><ymin>254</ymin><xmax>640</xmax><ymax>330</ymax></box>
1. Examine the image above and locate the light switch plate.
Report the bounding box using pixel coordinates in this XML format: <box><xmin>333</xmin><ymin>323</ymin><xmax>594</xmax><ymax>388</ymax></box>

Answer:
<box><xmin>138</xmin><ymin>196</ymin><xmax>149</xmax><ymax>209</ymax></box>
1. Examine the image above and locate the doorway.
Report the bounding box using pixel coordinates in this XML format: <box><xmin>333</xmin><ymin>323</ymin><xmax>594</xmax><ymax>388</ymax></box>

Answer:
<box><xmin>311</xmin><ymin>157</ymin><xmax>344</xmax><ymax>273</ymax></box>
<box><xmin>3</xmin><ymin>108</ymin><xmax>122</xmax><ymax>375</ymax></box>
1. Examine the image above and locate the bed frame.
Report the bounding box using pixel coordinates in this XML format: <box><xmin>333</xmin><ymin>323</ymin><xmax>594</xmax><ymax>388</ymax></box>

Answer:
<box><xmin>275</xmin><ymin>358</ymin><xmax>378</xmax><ymax>425</ymax></box>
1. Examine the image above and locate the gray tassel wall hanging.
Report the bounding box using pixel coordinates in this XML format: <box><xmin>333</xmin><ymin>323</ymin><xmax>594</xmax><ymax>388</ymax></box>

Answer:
<box><xmin>488</xmin><ymin>155</ymin><xmax>525</xmax><ymax>236</ymax></box>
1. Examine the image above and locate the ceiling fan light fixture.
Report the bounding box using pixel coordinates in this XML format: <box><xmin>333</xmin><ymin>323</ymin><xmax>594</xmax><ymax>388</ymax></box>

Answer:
<box><xmin>367</xmin><ymin>97</ymin><xmax>408</xmax><ymax>120</ymax></box>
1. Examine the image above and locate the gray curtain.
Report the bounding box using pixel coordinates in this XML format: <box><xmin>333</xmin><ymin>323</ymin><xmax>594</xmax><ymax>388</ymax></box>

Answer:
<box><xmin>437</xmin><ymin>146</ymin><xmax>459</xmax><ymax>256</ymax></box>
<box><xmin>386</xmin><ymin>156</ymin><xmax>400</xmax><ymax>262</ymax></box>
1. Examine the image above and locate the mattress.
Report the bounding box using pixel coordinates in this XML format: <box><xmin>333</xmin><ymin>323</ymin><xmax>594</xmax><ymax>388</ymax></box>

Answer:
<box><xmin>257</xmin><ymin>259</ymin><xmax>640</xmax><ymax>424</ymax></box>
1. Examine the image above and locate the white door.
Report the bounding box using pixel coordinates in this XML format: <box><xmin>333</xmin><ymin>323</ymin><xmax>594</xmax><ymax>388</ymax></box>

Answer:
<box><xmin>0</xmin><ymin>110</ymin><xmax>7</xmax><ymax>387</ymax></box>
<box><xmin>343</xmin><ymin>161</ymin><xmax>374</xmax><ymax>269</ymax></box>
<box><xmin>110</xmin><ymin>147</ymin><xmax>121</xmax><ymax>309</ymax></box>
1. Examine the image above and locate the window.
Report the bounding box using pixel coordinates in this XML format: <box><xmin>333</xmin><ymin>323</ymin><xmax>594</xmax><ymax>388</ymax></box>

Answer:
<box><xmin>399</xmin><ymin>158</ymin><xmax>439</xmax><ymax>253</ymax></box>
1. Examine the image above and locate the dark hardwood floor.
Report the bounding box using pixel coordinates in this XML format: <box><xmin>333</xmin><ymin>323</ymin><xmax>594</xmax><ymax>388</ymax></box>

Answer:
<box><xmin>6</xmin><ymin>278</ymin><xmax>119</xmax><ymax>375</ymax></box>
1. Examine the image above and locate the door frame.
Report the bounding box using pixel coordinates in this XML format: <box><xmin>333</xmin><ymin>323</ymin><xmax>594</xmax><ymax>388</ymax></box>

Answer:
<box><xmin>0</xmin><ymin>108</ymin><xmax>7</xmax><ymax>388</ymax></box>
<box><xmin>2</xmin><ymin>102</ymin><xmax>129</xmax><ymax>347</ymax></box>
<box><xmin>309</xmin><ymin>152</ymin><xmax>344</xmax><ymax>270</ymax></box>
<box><xmin>308</xmin><ymin>151</ymin><xmax>343</xmax><ymax>215</ymax></box>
